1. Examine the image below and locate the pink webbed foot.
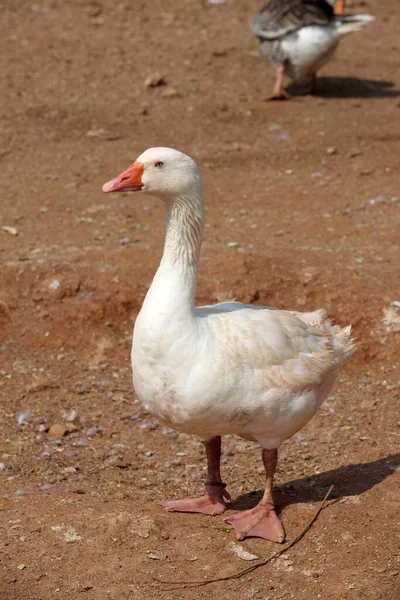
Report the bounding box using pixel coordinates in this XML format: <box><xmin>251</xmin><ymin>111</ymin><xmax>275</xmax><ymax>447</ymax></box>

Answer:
<box><xmin>268</xmin><ymin>90</ymin><xmax>290</xmax><ymax>101</ymax></box>
<box><xmin>161</xmin><ymin>488</ymin><xmax>230</xmax><ymax>516</ymax></box>
<box><xmin>225</xmin><ymin>503</ymin><xmax>285</xmax><ymax>542</ymax></box>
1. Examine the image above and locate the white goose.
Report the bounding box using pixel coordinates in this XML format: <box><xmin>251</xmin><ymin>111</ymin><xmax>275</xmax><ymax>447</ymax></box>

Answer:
<box><xmin>251</xmin><ymin>0</ymin><xmax>375</xmax><ymax>99</ymax></box>
<box><xmin>103</xmin><ymin>147</ymin><xmax>355</xmax><ymax>542</ymax></box>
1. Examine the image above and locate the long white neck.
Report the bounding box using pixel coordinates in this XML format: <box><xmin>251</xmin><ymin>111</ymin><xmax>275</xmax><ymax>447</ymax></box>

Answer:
<box><xmin>140</xmin><ymin>187</ymin><xmax>204</xmax><ymax>320</ymax></box>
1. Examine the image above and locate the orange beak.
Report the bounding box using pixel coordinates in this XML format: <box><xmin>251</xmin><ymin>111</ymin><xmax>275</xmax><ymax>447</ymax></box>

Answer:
<box><xmin>102</xmin><ymin>161</ymin><xmax>144</xmax><ymax>193</ymax></box>
<box><xmin>334</xmin><ymin>0</ymin><xmax>345</xmax><ymax>16</ymax></box>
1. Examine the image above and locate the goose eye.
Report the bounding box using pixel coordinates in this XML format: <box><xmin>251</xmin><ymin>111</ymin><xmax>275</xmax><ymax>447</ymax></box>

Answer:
<box><xmin>154</xmin><ymin>161</ymin><xmax>164</xmax><ymax>168</ymax></box>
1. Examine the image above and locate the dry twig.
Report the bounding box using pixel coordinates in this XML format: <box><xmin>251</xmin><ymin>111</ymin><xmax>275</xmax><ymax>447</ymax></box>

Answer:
<box><xmin>154</xmin><ymin>485</ymin><xmax>334</xmax><ymax>589</ymax></box>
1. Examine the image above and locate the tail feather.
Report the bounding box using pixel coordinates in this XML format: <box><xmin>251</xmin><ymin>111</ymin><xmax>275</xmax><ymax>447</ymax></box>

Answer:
<box><xmin>336</xmin><ymin>14</ymin><xmax>375</xmax><ymax>36</ymax></box>
<box><xmin>329</xmin><ymin>323</ymin><xmax>357</xmax><ymax>361</ymax></box>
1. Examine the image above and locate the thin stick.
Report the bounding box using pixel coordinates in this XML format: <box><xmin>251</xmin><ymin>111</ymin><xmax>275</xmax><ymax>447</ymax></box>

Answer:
<box><xmin>154</xmin><ymin>485</ymin><xmax>334</xmax><ymax>589</ymax></box>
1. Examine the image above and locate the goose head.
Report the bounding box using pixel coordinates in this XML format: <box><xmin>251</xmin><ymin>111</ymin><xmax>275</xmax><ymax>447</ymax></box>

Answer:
<box><xmin>102</xmin><ymin>147</ymin><xmax>201</xmax><ymax>199</ymax></box>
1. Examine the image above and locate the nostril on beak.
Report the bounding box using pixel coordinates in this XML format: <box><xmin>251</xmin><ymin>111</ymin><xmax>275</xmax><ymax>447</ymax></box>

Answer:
<box><xmin>120</xmin><ymin>175</ymin><xmax>129</xmax><ymax>183</ymax></box>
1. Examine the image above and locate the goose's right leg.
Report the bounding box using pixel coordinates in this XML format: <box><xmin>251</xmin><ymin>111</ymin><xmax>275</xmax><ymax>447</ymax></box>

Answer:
<box><xmin>305</xmin><ymin>73</ymin><xmax>317</xmax><ymax>96</ymax></box>
<box><xmin>161</xmin><ymin>436</ymin><xmax>229</xmax><ymax>516</ymax></box>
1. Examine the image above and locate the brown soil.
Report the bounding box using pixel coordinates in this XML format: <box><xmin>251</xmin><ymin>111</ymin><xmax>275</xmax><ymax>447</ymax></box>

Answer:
<box><xmin>1</xmin><ymin>1</ymin><xmax>399</xmax><ymax>599</ymax></box>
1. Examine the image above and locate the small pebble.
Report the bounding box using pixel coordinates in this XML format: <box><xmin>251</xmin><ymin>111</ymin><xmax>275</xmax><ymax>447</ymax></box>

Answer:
<box><xmin>161</xmin><ymin>87</ymin><xmax>180</xmax><ymax>99</ymax></box>
<box><xmin>144</xmin><ymin>72</ymin><xmax>165</xmax><ymax>87</ymax></box>
<box><xmin>51</xmin><ymin>525</ymin><xmax>81</xmax><ymax>543</ymax></box>
<box><xmin>41</xmin><ymin>446</ymin><xmax>52</xmax><ymax>457</ymax></box>
<box><xmin>228</xmin><ymin>542</ymin><xmax>259</xmax><ymax>561</ymax></box>
<box><xmin>119</xmin><ymin>236</ymin><xmax>133</xmax><ymax>245</ymax></box>
<box><xmin>326</xmin><ymin>146</ymin><xmax>337</xmax><ymax>155</ymax></box>
<box><xmin>48</xmin><ymin>423</ymin><xmax>68</xmax><ymax>438</ymax></box>
<box><xmin>17</xmin><ymin>411</ymin><xmax>34</xmax><ymax>425</ymax></box>
<box><xmin>62</xmin><ymin>467</ymin><xmax>77</xmax><ymax>474</ymax></box>
<box><xmin>48</xmin><ymin>279</ymin><xmax>61</xmax><ymax>290</ymax></box>
<box><xmin>1</xmin><ymin>226</ymin><xmax>18</xmax><ymax>236</ymax></box>
<box><xmin>17</xmin><ymin>564</ymin><xmax>26</xmax><ymax>571</ymax></box>
<box><xmin>40</xmin><ymin>483</ymin><xmax>54</xmax><ymax>491</ymax></box>
<box><xmin>86</xmin><ymin>426</ymin><xmax>104</xmax><ymax>436</ymax></box>
<box><xmin>74</xmin><ymin>439</ymin><xmax>88</xmax><ymax>447</ymax></box>
<box><xmin>64</xmin><ymin>408</ymin><xmax>78</xmax><ymax>422</ymax></box>
<box><xmin>147</xmin><ymin>550</ymin><xmax>167</xmax><ymax>561</ymax></box>
<box><xmin>86</xmin><ymin>128</ymin><xmax>106</xmax><ymax>138</ymax></box>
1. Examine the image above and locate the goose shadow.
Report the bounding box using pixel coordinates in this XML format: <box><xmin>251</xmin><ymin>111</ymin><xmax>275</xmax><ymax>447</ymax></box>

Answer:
<box><xmin>287</xmin><ymin>77</ymin><xmax>400</xmax><ymax>99</ymax></box>
<box><xmin>228</xmin><ymin>453</ymin><xmax>400</xmax><ymax>512</ymax></box>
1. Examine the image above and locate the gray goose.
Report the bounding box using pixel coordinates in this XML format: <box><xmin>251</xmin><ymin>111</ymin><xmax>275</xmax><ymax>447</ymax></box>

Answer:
<box><xmin>250</xmin><ymin>0</ymin><xmax>374</xmax><ymax>99</ymax></box>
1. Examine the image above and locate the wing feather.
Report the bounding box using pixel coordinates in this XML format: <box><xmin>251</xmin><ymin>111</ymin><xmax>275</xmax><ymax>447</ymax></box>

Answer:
<box><xmin>206</xmin><ymin>305</ymin><xmax>351</xmax><ymax>392</ymax></box>
<box><xmin>251</xmin><ymin>0</ymin><xmax>335</xmax><ymax>40</ymax></box>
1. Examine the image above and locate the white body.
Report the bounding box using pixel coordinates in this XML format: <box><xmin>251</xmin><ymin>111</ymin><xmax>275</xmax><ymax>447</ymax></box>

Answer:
<box><xmin>281</xmin><ymin>24</ymin><xmax>340</xmax><ymax>80</ymax></box>
<box><xmin>133</xmin><ymin>293</ymin><xmax>342</xmax><ymax>448</ymax></box>
<box><xmin>127</xmin><ymin>148</ymin><xmax>355</xmax><ymax>451</ymax></box>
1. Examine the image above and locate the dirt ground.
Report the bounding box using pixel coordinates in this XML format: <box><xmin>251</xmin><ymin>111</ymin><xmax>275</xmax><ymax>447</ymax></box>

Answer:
<box><xmin>1</xmin><ymin>0</ymin><xmax>399</xmax><ymax>598</ymax></box>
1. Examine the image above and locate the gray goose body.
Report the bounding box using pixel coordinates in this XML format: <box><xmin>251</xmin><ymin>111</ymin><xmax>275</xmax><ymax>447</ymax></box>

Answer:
<box><xmin>251</xmin><ymin>0</ymin><xmax>374</xmax><ymax>98</ymax></box>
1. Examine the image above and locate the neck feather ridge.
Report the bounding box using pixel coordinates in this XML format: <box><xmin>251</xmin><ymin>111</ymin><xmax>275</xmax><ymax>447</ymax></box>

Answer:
<box><xmin>140</xmin><ymin>190</ymin><xmax>204</xmax><ymax>316</ymax></box>
<box><xmin>162</xmin><ymin>192</ymin><xmax>204</xmax><ymax>271</ymax></box>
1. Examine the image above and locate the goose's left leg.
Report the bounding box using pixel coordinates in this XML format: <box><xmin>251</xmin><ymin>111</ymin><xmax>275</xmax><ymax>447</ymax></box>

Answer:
<box><xmin>161</xmin><ymin>436</ymin><xmax>230</xmax><ymax>516</ymax></box>
<box><xmin>225</xmin><ymin>448</ymin><xmax>285</xmax><ymax>542</ymax></box>
<box><xmin>269</xmin><ymin>65</ymin><xmax>289</xmax><ymax>100</ymax></box>
<box><xmin>305</xmin><ymin>73</ymin><xmax>318</xmax><ymax>96</ymax></box>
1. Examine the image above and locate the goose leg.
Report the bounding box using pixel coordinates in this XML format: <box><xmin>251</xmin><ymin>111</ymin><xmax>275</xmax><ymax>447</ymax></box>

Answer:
<box><xmin>225</xmin><ymin>448</ymin><xmax>285</xmax><ymax>542</ymax></box>
<box><xmin>269</xmin><ymin>65</ymin><xmax>289</xmax><ymax>101</ymax></box>
<box><xmin>334</xmin><ymin>0</ymin><xmax>345</xmax><ymax>16</ymax></box>
<box><xmin>161</xmin><ymin>436</ymin><xmax>229</xmax><ymax>516</ymax></box>
<box><xmin>305</xmin><ymin>73</ymin><xmax>317</xmax><ymax>96</ymax></box>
